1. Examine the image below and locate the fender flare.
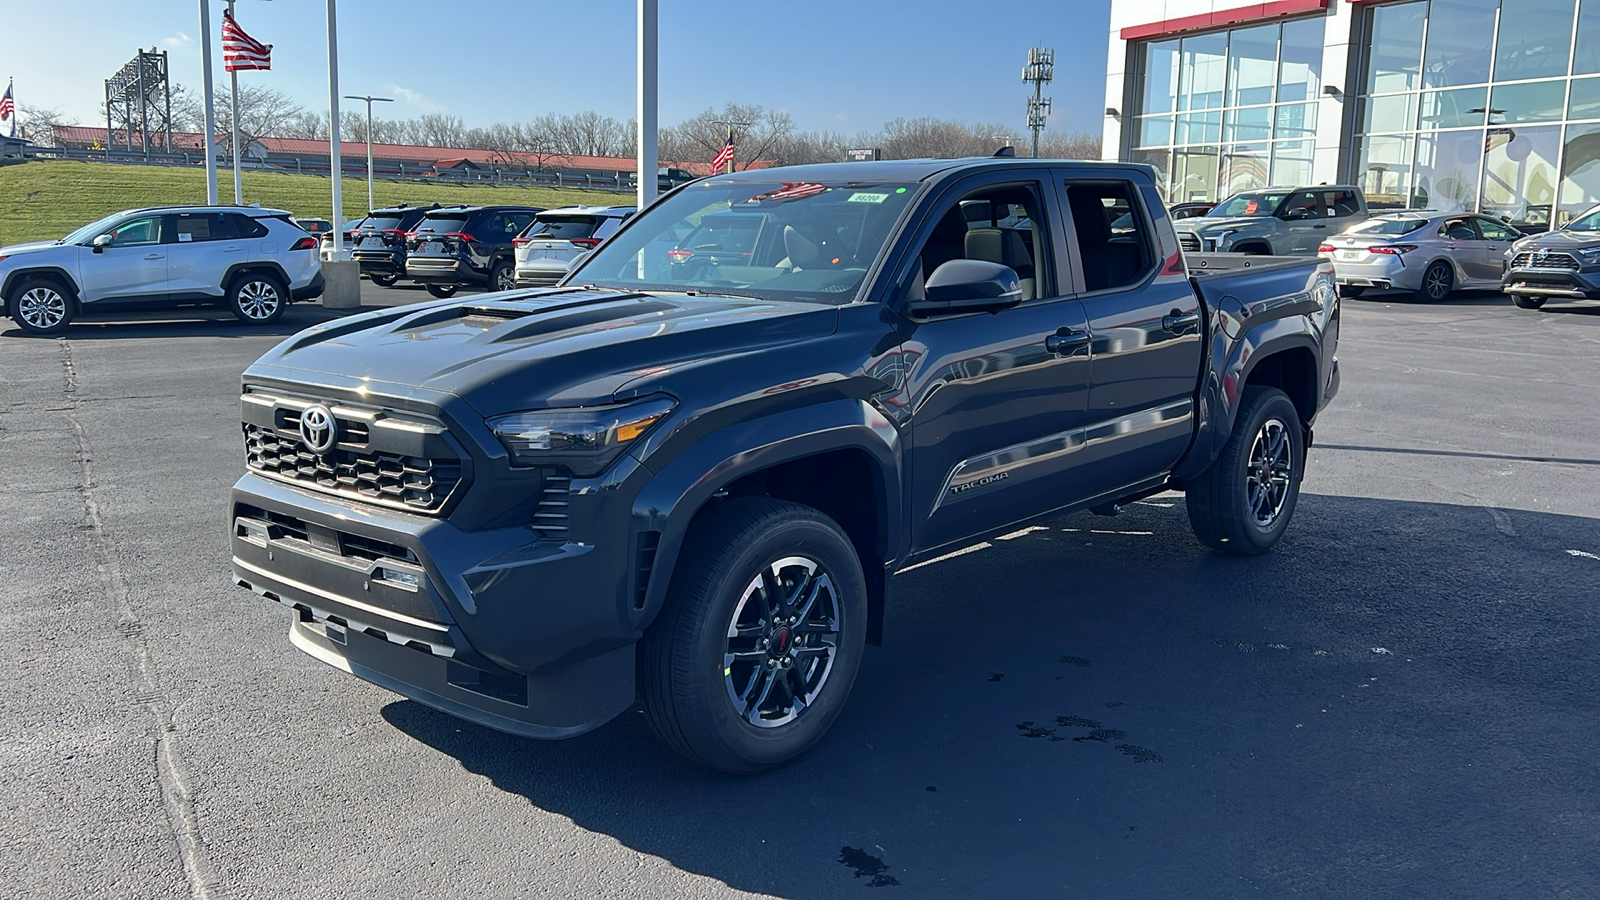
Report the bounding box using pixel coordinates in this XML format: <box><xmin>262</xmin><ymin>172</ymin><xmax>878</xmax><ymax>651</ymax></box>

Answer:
<box><xmin>627</xmin><ymin>397</ymin><xmax>901</xmax><ymax>631</ymax></box>
<box><xmin>2</xmin><ymin>266</ymin><xmax>80</xmax><ymax>301</ymax></box>
<box><xmin>1177</xmin><ymin>319</ymin><xmax>1321</xmax><ymax>482</ymax></box>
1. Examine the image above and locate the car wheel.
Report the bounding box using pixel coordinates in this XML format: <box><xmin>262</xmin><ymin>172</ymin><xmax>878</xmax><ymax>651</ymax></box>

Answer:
<box><xmin>639</xmin><ymin>497</ymin><xmax>868</xmax><ymax>774</ymax></box>
<box><xmin>7</xmin><ymin>277</ymin><xmax>77</xmax><ymax>335</ymax></box>
<box><xmin>369</xmin><ymin>273</ymin><xmax>399</xmax><ymax>288</ymax></box>
<box><xmin>1185</xmin><ymin>386</ymin><xmax>1304</xmax><ymax>556</ymax></box>
<box><xmin>1420</xmin><ymin>262</ymin><xmax>1453</xmax><ymax>301</ymax></box>
<box><xmin>425</xmin><ymin>284</ymin><xmax>459</xmax><ymax>299</ymax></box>
<box><xmin>1510</xmin><ymin>294</ymin><xmax>1547</xmax><ymax>310</ymax></box>
<box><xmin>1338</xmin><ymin>284</ymin><xmax>1366</xmax><ymax>299</ymax></box>
<box><xmin>490</xmin><ymin>263</ymin><xmax>516</xmax><ymax>293</ymax></box>
<box><xmin>228</xmin><ymin>273</ymin><xmax>287</xmax><ymax>324</ymax></box>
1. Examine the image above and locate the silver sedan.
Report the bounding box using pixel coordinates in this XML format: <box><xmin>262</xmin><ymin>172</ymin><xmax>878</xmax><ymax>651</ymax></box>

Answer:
<box><xmin>1317</xmin><ymin>212</ymin><xmax>1524</xmax><ymax>300</ymax></box>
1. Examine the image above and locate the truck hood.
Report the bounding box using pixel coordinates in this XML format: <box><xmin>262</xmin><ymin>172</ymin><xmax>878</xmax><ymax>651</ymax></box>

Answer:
<box><xmin>247</xmin><ymin>287</ymin><xmax>839</xmax><ymax>415</ymax></box>
<box><xmin>1176</xmin><ymin>216</ymin><xmax>1273</xmax><ymax>234</ymax></box>
<box><xmin>1516</xmin><ymin>230</ymin><xmax>1600</xmax><ymax>251</ymax></box>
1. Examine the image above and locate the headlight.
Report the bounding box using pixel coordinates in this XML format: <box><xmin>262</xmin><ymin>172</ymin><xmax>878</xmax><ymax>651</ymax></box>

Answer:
<box><xmin>1209</xmin><ymin>229</ymin><xmax>1237</xmax><ymax>247</ymax></box>
<box><xmin>487</xmin><ymin>395</ymin><xmax>676</xmax><ymax>476</ymax></box>
<box><xmin>1577</xmin><ymin>247</ymin><xmax>1600</xmax><ymax>262</ymax></box>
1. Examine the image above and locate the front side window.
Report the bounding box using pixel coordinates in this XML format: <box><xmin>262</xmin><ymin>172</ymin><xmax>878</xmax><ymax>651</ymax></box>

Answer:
<box><xmin>1441</xmin><ymin>217</ymin><xmax>1480</xmax><ymax>239</ymax></box>
<box><xmin>904</xmin><ymin>183</ymin><xmax>1050</xmax><ymax>303</ymax></box>
<box><xmin>1208</xmin><ymin>191</ymin><xmax>1291</xmax><ymax>217</ymax></box>
<box><xmin>105</xmin><ymin>216</ymin><xmax>162</xmax><ymax>247</ymax></box>
<box><xmin>1475</xmin><ymin>217</ymin><xmax>1520</xmax><ymax>239</ymax></box>
<box><xmin>572</xmin><ymin>179</ymin><xmax>920</xmax><ymax>303</ymax></box>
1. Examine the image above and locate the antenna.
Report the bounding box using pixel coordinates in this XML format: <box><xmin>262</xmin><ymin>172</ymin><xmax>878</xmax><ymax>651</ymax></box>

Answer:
<box><xmin>1022</xmin><ymin>46</ymin><xmax>1054</xmax><ymax>159</ymax></box>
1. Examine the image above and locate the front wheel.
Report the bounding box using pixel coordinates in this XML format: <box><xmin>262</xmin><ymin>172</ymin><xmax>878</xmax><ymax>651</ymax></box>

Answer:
<box><xmin>7</xmin><ymin>277</ymin><xmax>77</xmax><ymax>335</ymax></box>
<box><xmin>1186</xmin><ymin>386</ymin><xmax>1304</xmax><ymax>555</ymax></box>
<box><xmin>369</xmin><ymin>273</ymin><xmax>399</xmax><ymax>288</ymax></box>
<box><xmin>228</xmin><ymin>273</ymin><xmax>287</xmax><ymax>324</ymax></box>
<box><xmin>425</xmin><ymin>283</ymin><xmax>459</xmax><ymax>299</ymax></box>
<box><xmin>1509</xmin><ymin>293</ymin><xmax>1547</xmax><ymax>309</ymax></box>
<box><xmin>639</xmin><ymin>498</ymin><xmax>868</xmax><ymax>774</ymax></box>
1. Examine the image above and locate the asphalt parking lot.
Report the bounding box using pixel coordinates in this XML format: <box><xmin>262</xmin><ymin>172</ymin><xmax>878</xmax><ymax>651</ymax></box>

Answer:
<box><xmin>3</xmin><ymin>282</ymin><xmax>1598</xmax><ymax>898</ymax></box>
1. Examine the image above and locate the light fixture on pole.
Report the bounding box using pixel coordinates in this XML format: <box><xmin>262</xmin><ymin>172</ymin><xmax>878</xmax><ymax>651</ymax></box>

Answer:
<box><xmin>344</xmin><ymin>94</ymin><xmax>393</xmax><ymax>213</ymax></box>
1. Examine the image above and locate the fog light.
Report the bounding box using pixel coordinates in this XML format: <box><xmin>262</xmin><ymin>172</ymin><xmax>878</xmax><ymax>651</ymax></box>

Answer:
<box><xmin>373</xmin><ymin>566</ymin><xmax>420</xmax><ymax>592</ymax></box>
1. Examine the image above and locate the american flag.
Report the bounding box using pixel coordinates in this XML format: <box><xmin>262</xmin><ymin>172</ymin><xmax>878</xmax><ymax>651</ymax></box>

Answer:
<box><xmin>711</xmin><ymin>137</ymin><xmax>735</xmax><ymax>173</ymax></box>
<box><xmin>763</xmin><ymin>182</ymin><xmax>828</xmax><ymax>202</ymax></box>
<box><xmin>222</xmin><ymin>12</ymin><xmax>273</xmax><ymax>72</ymax></box>
<box><xmin>0</xmin><ymin>83</ymin><xmax>14</xmax><ymax>123</ymax></box>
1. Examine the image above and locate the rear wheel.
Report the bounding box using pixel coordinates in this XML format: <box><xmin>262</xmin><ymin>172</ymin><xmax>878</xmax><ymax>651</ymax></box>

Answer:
<box><xmin>639</xmin><ymin>498</ymin><xmax>868</xmax><ymax>774</ymax></box>
<box><xmin>425</xmin><ymin>283</ymin><xmax>459</xmax><ymax>299</ymax></box>
<box><xmin>1420</xmin><ymin>262</ymin><xmax>1454</xmax><ymax>301</ymax></box>
<box><xmin>1338</xmin><ymin>284</ymin><xmax>1366</xmax><ymax>299</ymax></box>
<box><xmin>490</xmin><ymin>262</ymin><xmax>516</xmax><ymax>293</ymax></box>
<box><xmin>228</xmin><ymin>272</ymin><xmax>286</xmax><ymax>324</ymax></box>
<box><xmin>1510</xmin><ymin>293</ymin><xmax>1547</xmax><ymax>309</ymax></box>
<box><xmin>1186</xmin><ymin>386</ymin><xmax>1304</xmax><ymax>556</ymax></box>
<box><xmin>369</xmin><ymin>273</ymin><xmax>399</xmax><ymax>288</ymax></box>
<box><xmin>7</xmin><ymin>277</ymin><xmax>77</xmax><ymax>335</ymax></box>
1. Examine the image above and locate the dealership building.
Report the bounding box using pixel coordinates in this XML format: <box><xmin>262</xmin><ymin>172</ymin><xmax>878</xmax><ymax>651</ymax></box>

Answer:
<box><xmin>1102</xmin><ymin>0</ymin><xmax>1600</xmax><ymax>228</ymax></box>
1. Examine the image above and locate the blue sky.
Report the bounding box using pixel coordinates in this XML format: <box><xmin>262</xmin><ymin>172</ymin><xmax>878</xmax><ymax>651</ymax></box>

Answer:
<box><xmin>7</xmin><ymin>1</ymin><xmax>1111</xmax><ymax>141</ymax></box>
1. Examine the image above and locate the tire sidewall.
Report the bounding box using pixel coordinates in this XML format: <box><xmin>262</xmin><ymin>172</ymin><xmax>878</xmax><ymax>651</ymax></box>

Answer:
<box><xmin>1224</xmin><ymin>391</ymin><xmax>1304</xmax><ymax>552</ymax></box>
<box><xmin>426</xmin><ymin>284</ymin><xmax>458</xmax><ymax>298</ymax></box>
<box><xmin>673</xmin><ymin>506</ymin><xmax>868</xmax><ymax>771</ymax></box>
<box><xmin>8</xmin><ymin>278</ymin><xmax>77</xmax><ymax>335</ymax></box>
<box><xmin>229</xmin><ymin>272</ymin><xmax>287</xmax><ymax>324</ymax></box>
<box><xmin>370</xmin><ymin>273</ymin><xmax>398</xmax><ymax>287</ymax></box>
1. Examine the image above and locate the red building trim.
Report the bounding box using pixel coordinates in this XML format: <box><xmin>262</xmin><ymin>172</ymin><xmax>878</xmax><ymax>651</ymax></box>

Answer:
<box><xmin>1120</xmin><ymin>0</ymin><xmax>1331</xmax><ymax>41</ymax></box>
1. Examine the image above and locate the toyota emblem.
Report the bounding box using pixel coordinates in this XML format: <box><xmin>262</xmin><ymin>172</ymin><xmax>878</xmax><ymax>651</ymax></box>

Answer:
<box><xmin>1536</xmin><ymin>248</ymin><xmax>1550</xmax><ymax>261</ymax></box>
<box><xmin>299</xmin><ymin>404</ymin><xmax>337</xmax><ymax>454</ymax></box>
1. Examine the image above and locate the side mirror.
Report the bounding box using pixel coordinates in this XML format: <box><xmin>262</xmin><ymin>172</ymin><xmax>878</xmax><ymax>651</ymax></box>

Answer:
<box><xmin>906</xmin><ymin>259</ymin><xmax>1022</xmax><ymax>317</ymax></box>
<box><xmin>91</xmin><ymin>234</ymin><xmax>113</xmax><ymax>253</ymax></box>
<box><xmin>1283</xmin><ymin>208</ymin><xmax>1311</xmax><ymax>221</ymax></box>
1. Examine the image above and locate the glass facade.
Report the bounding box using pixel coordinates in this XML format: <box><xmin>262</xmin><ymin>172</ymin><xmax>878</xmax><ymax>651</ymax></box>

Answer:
<box><xmin>1356</xmin><ymin>0</ymin><xmax>1600</xmax><ymax>226</ymax></box>
<box><xmin>1130</xmin><ymin>17</ymin><xmax>1326</xmax><ymax>202</ymax></box>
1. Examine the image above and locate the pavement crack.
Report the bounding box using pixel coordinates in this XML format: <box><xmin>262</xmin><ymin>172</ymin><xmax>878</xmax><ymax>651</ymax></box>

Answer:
<box><xmin>57</xmin><ymin>339</ymin><xmax>222</xmax><ymax>900</ymax></box>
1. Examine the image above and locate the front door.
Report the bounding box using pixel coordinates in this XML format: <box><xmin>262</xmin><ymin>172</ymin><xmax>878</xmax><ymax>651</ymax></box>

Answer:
<box><xmin>76</xmin><ymin>214</ymin><xmax>168</xmax><ymax>306</ymax></box>
<box><xmin>1280</xmin><ymin>189</ymin><xmax>1331</xmax><ymax>253</ymax></box>
<box><xmin>1473</xmin><ymin>216</ymin><xmax>1521</xmax><ymax>282</ymax></box>
<box><xmin>896</xmin><ymin>175</ymin><xmax>1094</xmax><ymax>555</ymax></box>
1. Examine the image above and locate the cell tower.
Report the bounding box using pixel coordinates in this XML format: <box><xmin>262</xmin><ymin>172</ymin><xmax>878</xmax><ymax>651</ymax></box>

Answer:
<box><xmin>104</xmin><ymin>48</ymin><xmax>173</xmax><ymax>160</ymax></box>
<box><xmin>1022</xmin><ymin>46</ymin><xmax>1054</xmax><ymax>159</ymax></box>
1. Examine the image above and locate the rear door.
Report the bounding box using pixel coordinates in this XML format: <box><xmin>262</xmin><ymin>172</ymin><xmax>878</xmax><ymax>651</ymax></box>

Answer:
<box><xmin>76</xmin><ymin>214</ymin><xmax>169</xmax><ymax>305</ymax></box>
<box><xmin>1059</xmin><ymin>177</ymin><xmax>1204</xmax><ymax>499</ymax></box>
<box><xmin>1280</xmin><ymin>189</ymin><xmax>1330</xmax><ymax>253</ymax></box>
<box><xmin>1322</xmin><ymin>188</ymin><xmax>1366</xmax><ymax>236</ymax></box>
<box><xmin>165</xmin><ymin>211</ymin><xmax>246</xmax><ymax>297</ymax></box>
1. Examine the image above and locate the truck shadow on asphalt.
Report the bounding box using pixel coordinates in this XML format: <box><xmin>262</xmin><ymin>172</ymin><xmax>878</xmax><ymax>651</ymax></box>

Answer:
<box><xmin>381</xmin><ymin>493</ymin><xmax>1600</xmax><ymax>898</ymax></box>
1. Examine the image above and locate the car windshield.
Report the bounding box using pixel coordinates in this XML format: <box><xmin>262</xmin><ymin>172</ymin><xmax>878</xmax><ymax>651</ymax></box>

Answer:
<box><xmin>62</xmin><ymin>211</ymin><xmax>134</xmax><ymax>245</ymax></box>
<box><xmin>526</xmin><ymin>215</ymin><xmax>600</xmax><ymax>240</ymax></box>
<box><xmin>571</xmin><ymin>179</ymin><xmax>920</xmax><ymax>304</ymax></box>
<box><xmin>415</xmin><ymin>214</ymin><xmax>469</xmax><ymax>234</ymax></box>
<box><xmin>1349</xmin><ymin>218</ymin><xmax>1430</xmax><ymax>236</ymax></box>
<box><xmin>1207</xmin><ymin>192</ymin><xmax>1291</xmax><ymax>218</ymax></box>
<box><xmin>1566</xmin><ymin>208</ymin><xmax>1600</xmax><ymax>231</ymax></box>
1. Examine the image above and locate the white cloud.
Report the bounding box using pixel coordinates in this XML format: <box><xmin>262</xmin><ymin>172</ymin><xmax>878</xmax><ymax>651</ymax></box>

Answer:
<box><xmin>159</xmin><ymin>32</ymin><xmax>192</xmax><ymax>49</ymax></box>
<box><xmin>385</xmin><ymin>84</ymin><xmax>444</xmax><ymax>113</ymax></box>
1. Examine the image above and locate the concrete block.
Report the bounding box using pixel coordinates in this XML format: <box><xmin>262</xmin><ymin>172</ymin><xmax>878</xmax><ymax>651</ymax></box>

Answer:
<box><xmin>321</xmin><ymin>260</ymin><xmax>361</xmax><ymax>309</ymax></box>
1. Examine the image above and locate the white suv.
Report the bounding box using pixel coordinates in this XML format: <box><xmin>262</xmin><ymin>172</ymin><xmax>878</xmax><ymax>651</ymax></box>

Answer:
<box><xmin>512</xmin><ymin>205</ymin><xmax>635</xmax><ymax>288</ymax></box>
<box><xmin>1</xmin><ymin>206</ymin><xmax>325</xmax><ymax>335</ymax></box>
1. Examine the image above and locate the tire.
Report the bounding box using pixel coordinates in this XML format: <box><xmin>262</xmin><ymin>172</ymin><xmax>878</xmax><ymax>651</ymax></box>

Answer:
<box><xmin>489</xmin><ymin>262</ymin><xmax>516</xmax><ymax>293</ymax></box>
<box><xmin>1419</xmin><ymin>261</ymin><xmax>1454</xmax><ymax>301</ymax></box>
<box><xmin>7</xmin><ymin>276</ymin><xmax>78</xmax><ymax>335</ymax></box>
<box><xmin>425</xmin><ymin>283</ymin><xmax>459</xmax><ymax>299</ymax></box>
<box><xmin>1186</xmin><ymin>386</ymin><xmax>1304</xmax><ymax>556</ymax></box>
<box><xmin>1510</xmin><ymin>294</ymin><xmax>1547</xmax><ymax>310</ymax></box>
<box><xmin>1338</xmin><ymin>284</ymin><xmax>1366</xmax><ymax>299</ymax></box>
<box><xmin>639</xmin><ymin>497</ymin><xmax>868</xmax><ymax>774</ymax></box>
<box><xmin>227</xmin><ymin>272</ymin><xmax>287</xmax><ymax>324</ymax></box>
<box><xmin>369</xmin><ymin>273</ymin><xmax>399</xmax><ymax>288</ymax></box>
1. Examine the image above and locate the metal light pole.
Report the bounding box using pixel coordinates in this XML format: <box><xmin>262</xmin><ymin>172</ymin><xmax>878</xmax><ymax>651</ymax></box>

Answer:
<box><xmin>344</xmin><ymin>94</ymin><xmax>392</xmax><ymax>213</ymax></box>
<box><xmin>327</xmin><ymin>0</ymin><xmax>343</xmax><ymax>252</ymax></box>
<box><xmin>227</xmin><ymin>0</ymin><xmax>245</xmax><ymax>203</ymax></box>
<box><xmin>637</xmin><ymin>0</ymin><xmax>658</xmax><ymax>209</ymax></box>
<box><xmin>199</xmin><ymin>0</ymin><xmax>219</xmax><ymax>204</ymax></box>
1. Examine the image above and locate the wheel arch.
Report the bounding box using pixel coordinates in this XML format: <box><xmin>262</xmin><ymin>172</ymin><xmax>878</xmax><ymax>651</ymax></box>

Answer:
<box><xmin>1176</xmin><ymin>323</ymin><xmax>1323</xmax><ymax>483</ymax></box>
<box><xmin>223</xmin><ymin>261</ymin><xmax>291</xmax><ymax>295</ymax></box>
<box><xmin>3</xmin><ymin>266</ymin><xmax>80</xmax><ymax>302</ymax></box>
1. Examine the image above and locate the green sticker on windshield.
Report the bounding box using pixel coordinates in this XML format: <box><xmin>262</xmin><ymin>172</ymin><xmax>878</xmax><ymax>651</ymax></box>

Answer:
<box><xmin>895</xmin><ymin>187</ymin><xmax>907</xmax><ymax>193</ymax></box>
<box><xmin>848</xmin><ymin>192</ymin><xmax>890</xmax><ymax>204</ymax></box>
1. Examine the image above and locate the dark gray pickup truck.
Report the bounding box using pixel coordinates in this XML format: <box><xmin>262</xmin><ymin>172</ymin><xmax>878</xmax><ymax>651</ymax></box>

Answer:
<box><xmin>230</xmin><ymin>158</ymin><xmax>1340</xmax><ymax>772</ymax></box>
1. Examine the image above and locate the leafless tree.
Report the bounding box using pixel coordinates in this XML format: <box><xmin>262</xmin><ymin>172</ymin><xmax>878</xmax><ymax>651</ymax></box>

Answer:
<box><xmin>216</xmin><ymin>84</ymin><xmax>306</xmax><ymax>154</ymax></box>
<box><xmin>662</xmin><ymin>103</ymin><xmax>793</xmax><ymax>170</ymax></box>
<box><xmin>14</xmin><ymin>103</ymin><xmax>76</xmax><ymax>144</ymax></box>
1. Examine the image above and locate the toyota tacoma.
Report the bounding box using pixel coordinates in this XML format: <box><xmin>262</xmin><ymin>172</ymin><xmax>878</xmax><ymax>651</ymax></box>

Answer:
<box><xmin>230</xmin><ymin>158</ymin><xmax>1340</xmax><ymax>773</ymax></box>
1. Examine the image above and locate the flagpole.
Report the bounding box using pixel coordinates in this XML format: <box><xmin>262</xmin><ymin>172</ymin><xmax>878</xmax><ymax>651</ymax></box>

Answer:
<box><xmin>636</xmin><ymin>0</ymin><xmax>657</xmax><ymax>210</ymax></box>
<box><xmin>228</xmin><ymin>1</ymin><xmax>242</xmax><ymax>204</ymax></box>
<box><xmin>327</xmin><ymin>0</ymin><xmax>343</xmax><ymax>253</ymax></box>
<box><xmin>9</xmin><ymin>79</ymin><xmax>16</xmax><ymax>140</ymax></box>
<box><xmin>199</xmin><ymin>0</ymin><xmax>219</xmax><ymax>205</ymax></box>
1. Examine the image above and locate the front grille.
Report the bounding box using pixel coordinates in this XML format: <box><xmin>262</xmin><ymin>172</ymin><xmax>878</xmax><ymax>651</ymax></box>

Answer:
<box><xmin>246</xmin><ymin>425</ymin><xmax>462</xmax><ymax>512</ymax></box>
<box><xmin>530</xmin><ymin>474</ymin><xmax>571</xmax><ymax>541</ymax></box>
<box><xmin>1178</xmin><ymin>232</ymin><xmax>1202</xmax><ymax>253</ymax></box>
<box><xmin>1512</xmin><ymin>251</ymin><xmax>1580</xmax><ymax>270</ymax></box>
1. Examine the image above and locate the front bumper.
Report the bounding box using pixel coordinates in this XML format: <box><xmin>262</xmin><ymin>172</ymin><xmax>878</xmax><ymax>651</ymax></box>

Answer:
<box><xmin>230</xmin><ymin>466</ymin><xmax>643</xmax><ymax>738</ymax></box>
<box><xmin>1502</xmin><ymin>265</ymin><xmax>1600</xmax><ymax>298</ymax></box>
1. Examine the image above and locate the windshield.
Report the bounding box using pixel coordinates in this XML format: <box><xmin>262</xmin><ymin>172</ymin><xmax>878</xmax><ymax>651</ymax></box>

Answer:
<box><xmin>1567</xmin><ymin>207</ymin><xmax>1600</xmax><ymax>231</ymax></box>
<box><xmin>62</xmin><ymin>211</ymin><xmax>134</xmax><ymax>245</ymax></box>
<box><xmin>570</xmin><ymin>179</ymin><xmax>920</xmax><ymax>304</ymax></box>
<box><xmin>1349</xmin><ymin>217</ymin><xmax>1429</xmax><ymax>236</ymax></box>
<box><xmin>526</xmin><ymin>215</ymin><xmax>601</xmax><ymax>240</ymax></box>
<box><xmin>1207</xmin><ymin>192</ymin><xmax>1291</xmax><ymax>218</ymax></box>
<box><xmin>415</xmin><ymin>214</ymin><xmax>469</xmax><ymax>234</ymax></box>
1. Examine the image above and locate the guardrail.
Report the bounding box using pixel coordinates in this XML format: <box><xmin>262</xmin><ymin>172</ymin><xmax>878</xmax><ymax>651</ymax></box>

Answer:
<box><xmin>28</xmin><ymin>146</ymin><xmax>641</xmax><ymax>193</ymax></box>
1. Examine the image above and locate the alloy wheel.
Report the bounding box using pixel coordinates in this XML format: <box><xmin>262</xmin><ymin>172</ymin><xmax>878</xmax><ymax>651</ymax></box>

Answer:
<box><xmin>1246</xmin><ymin>417</ymin><xmax>1294</xmax><ymax>528</ymax></box>
<box><xmin>1424</xmin><ymin>266</ymin><xmax>1451</xmax><ymax>301</ymax></box>
<box><xmin>722</xmin><ymin>555</ymin><xmax>842</xmax><ymax>728</ymax></box>
<box><xmin>17</xmin><ymin>287</ymin><xmax>66</xmax><ymax>330</ymax></box>
<box><xmin>496</xmin><ymin>268</ymin><xmax>516</xmax><ymax>291</ymax></box>
<box><xmin>237</xmin><ymin>280</ymin><xmax>281</xmax><ymax>320</ymax></box>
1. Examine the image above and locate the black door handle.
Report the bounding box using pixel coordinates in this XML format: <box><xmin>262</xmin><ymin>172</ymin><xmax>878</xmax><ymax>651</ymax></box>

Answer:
<box><xmin>1045</xmin><ymin>327</ymin><xmax>1090</xmax><ymax>355</ymax></box>
<box><xmin>1162</xmin><ymin>309</ymin><xmax>1201</xmax><ymax>334</ymax></box>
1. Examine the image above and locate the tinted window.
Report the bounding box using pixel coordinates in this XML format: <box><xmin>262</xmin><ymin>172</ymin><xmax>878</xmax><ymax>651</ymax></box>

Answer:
<box><xmin>1475</xmin><ymin>217</ymin><xmax>1520</xmax><ymax>240</ymax></box>
<box><xmin>1208</xmin><ymin>191</ymin><xmax>1290</xmax><ymax>217</ymax></box>
<box><xmin>106</xmin><ymin>216</ymin><xmax>163</xmax><ymax>247</ymax></box>
<box><xmin>527</xmin><ymin>215</ymin><xmax>601</xmax><ymax>240</ymax></box>
<box><xmin>1065</xmin><ymin>181</ymin><xmax>1152</xmax><ymax>293</ymax></box>
<box><xmin>1325</xmin><ymin>190</ymin><xmax>1362</xmax><ymax>217</ymax></box>
<box><xmin>1441</xmin><ymin>218</ymin><xmax>1480</xmax><ymax>239</ymax></box>
<box><xmin>1282</xmin><ymin>191</ymin><xmax>1324</xmax><ymax>219</ymax></box>
<box><xmin>172</xmin><ymin>213</ymin><xmax>235</xmax><ymax>242</ymax></box>
<box><xmin>1350</xmin><ymin>217</ymin><xmax>1430</xmax><ymax>236</ymax></box>
<box><xmin>503</xmin><ymin>212</ymin><xmax>537</xmax><ymax>234</ymax></box>
<box><xmin>593</xmin><ymin>216</ymin><xmax>626</xmax><ymax>240</ymax></box>
<box><xmin>363</xmin><ymin>215</ymin><xmax>407</xmax><ymax>231</ymax></box>
<box><xmin>231</xmin><ymin>215</ymin><xmax>269</xmax><ymax>238</ymax></box>
<box><xmin>415</xmin><ymin>214</ymin><xmax>470</xmax><ymax>234</ymax></box>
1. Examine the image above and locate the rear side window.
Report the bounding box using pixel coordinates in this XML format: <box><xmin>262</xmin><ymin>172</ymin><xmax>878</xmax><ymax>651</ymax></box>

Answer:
<box><xmin>1325</xmin><ymin>190</ymin><xmax>1362</xmax><ymax>217</ymax></box>
<box><xmin>1063</xmin><ymin>182</ymin><xmax>1153</xmax><ymax>293</ymax></box>
<box><xmin>504</xmin><ymin>212</ymin><xmax>536</xmax><ymax>234</ymax></box>
<box><xmin>232</xmin><ymin>215</ymin><xmax>269</xmax><ymax>238</ymax></box>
